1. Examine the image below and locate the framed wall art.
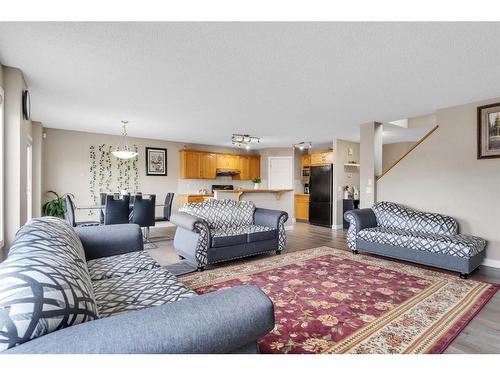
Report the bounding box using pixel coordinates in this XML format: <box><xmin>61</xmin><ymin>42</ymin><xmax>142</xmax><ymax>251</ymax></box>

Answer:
<box><xmin>145</xmin><ymin>147</ymin><xmax>167</xmax><ymax>176</ymax></box>
<box><xmin>477</xmin><ymin>102</ymin><xmax>500</xmax><ymax>159</ymax></box>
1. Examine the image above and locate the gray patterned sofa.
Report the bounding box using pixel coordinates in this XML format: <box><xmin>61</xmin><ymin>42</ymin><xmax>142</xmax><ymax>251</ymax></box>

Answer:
<box><xmin>344</xmin><ymin>201</ymin><xmax>487</xmax><ymax>279</ymax></box>
<box><xmin>170</xmin><ymin>199</ymin><xmax>288</xmax><ymax>271</ymax></box>
<box><xmin>0</xmin><ymin>217</ymin><xmax>274</xmax><ymax>353</ymax></box>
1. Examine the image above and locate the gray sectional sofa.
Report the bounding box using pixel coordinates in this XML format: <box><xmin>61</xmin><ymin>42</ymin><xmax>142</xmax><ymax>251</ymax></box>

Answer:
<box><xmin>170</xmin><ymin>199</ymin><xmax>288</xmax><ymax>271</ymax></box>
<box><xmin>0</xmin><ymin>217</ymin><xmax>274</xmax><ymax>353</ymax></box>
<box><xmin>344</xmin><ymin>201</ymin><xmax>487</xmax><ymax>278</ymax></box>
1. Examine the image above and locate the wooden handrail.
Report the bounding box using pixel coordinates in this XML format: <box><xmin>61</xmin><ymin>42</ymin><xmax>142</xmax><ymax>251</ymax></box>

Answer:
<box><xmin>377</xmin><ymin>125</ymin><xmax>439</xmax><ymax>181</ymax></box>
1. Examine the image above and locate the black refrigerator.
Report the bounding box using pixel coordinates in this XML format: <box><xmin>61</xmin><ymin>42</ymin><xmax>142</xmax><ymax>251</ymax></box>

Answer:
<box><xmin>309</xmin><ymin>164</ymin><xmax>333</xmax><ymax>227</ymax></box>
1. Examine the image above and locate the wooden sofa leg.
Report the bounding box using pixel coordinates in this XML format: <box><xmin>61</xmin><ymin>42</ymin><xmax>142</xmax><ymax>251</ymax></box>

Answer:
<box><xmin>460</xmin><ymin>273</ymin><xmax>469</xmax><ymax>279</ymax></box>
<box><xmin>352</xmin><ymin>250</ymin><xmax>359</xmax><ymax>254</ymax></box>
<box><xmin>276</xmin><ymin>250</ymin><xmax>282</xmax><ymax>255</ymax></box>
<box><xmin>197</xmin><ymin>266</ymin><xmax>205</xmax><ymax>272</ymax></box>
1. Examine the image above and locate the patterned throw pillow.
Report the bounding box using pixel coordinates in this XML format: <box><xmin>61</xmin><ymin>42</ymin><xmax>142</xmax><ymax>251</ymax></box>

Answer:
<box><xmin>373</xmin><ymin>201</ymin><xmax>458</xmax><ymax>235</ymax></box>
<box><xmin>0</xmin><ymin>217</ymin><xmax>99</xmax><ymax>352</ymax></box>
<box><xmin>180</xmin><ymin>199</ymin><xmax>256</xmax><ymax>230</ymax></box>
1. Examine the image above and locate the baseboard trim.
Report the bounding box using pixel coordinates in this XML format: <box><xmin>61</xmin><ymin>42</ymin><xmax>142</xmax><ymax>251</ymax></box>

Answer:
<box><xmin>331</xmin><ymin>224</ymin><xmax>343</xmax><ymax>230</ymax></box>
<box><xmin>285</xmin><ymin>225</ymin><xmax>294</xmax><ymax>231</ymax></box>
<box><xmin>482</xmin><ymin>258</ymin><xmax>500</xmax><ymax>269</ymax></box>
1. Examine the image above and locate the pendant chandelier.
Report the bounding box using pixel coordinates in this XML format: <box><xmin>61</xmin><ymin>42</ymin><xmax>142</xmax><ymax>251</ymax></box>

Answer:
<box><xmin>112</xmin><ymin>120</ymin><xmax>138</xmax><ymax>159</ymax></box>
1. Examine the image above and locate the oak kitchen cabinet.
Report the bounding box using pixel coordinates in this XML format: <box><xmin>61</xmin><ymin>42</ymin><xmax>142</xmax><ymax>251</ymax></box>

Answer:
<box><xmin>178</xmin><ymin>194</ymin><xmax>213</xmax><ymax>206</ymax></box>
<box><xmin>180</xmin><ymin>150</ymin><xmax>260</xmax><ymax>180</ymax></box>
<box><xmin>301</xmin><ymin>154</ymin><xmax>311</xmax><ymax>168</ymax></box>
<box><xmin>295</xmin><ymin>194</ymin><xmax>310</xmax><ymax>220</ymax></box>
<box><xmin>310</xmin><ymin>151</ymin><xmax>333</xmax><ymax>166</ymax></box>
<box><xmin>216</xmin><ymin>154</ymin><xmax>238</xmax><ymax>170</ymax></box>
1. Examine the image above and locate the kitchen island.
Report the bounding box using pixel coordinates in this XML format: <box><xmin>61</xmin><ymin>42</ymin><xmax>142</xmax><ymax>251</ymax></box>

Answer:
<box><xmin>213</xmin><ymin>188</ymin><xmax>293</xmax><ymax>201</ymax></box>
<box><xmin>214</xmin><ymin>188</ymin><xmax>294</xmax><ymax>222</ymax></box>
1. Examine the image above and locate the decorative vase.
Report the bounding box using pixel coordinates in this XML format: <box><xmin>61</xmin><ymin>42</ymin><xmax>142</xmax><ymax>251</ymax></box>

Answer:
<box><xmin>254</xmin><ymin>183</ymin><xmax>260</xmax><ymax>190</ymax></box>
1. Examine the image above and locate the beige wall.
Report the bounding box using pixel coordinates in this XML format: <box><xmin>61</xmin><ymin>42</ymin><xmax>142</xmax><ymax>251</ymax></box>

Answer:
<box><xmin>43</xmin><ymin>128</ymin><xmax>185</xmax><ymax>221</ymax></box>
<box><xmin>377</xmin><ymin>97</ymin><xmax>500</xmax><ymax>263</ymax></box>
<box><xmin>31</xmin><ymin>122</ymin><xmax>43</xmax><ymax>218</ymax></box>
<box><xmin>334</xmin><ymin>139</ymin><xmax>360</xmax><ymax>226</ymax></box>
<box><xmin>2</xmin><ymin>66</ymin><xmax>32</xmax><ymax>256</ymax></box>
<box><xmin>382</xmin><ymin>142</ymin><xmax>414</xmax><ymax>173</ymax></box>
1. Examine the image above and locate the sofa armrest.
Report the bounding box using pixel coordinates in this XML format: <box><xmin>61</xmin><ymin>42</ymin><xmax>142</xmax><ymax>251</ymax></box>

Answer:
<box><xmin>170</xmin><ymin>212</ymin><xmax>207</xmax><ymax>232</ymax></box>
<box><xmin>344</xmin><ymin>208</ymin><xmax>378</xmax><ymax>251</ymax></box>
<box><xmin>254</xmin><ymin>208</ymin><xmax>288</xmax><ymax>229</ymax></box>
<box><xmin>4</xmin><ymin>285</ymin><xmax>275</xmax><ymax>354</ymax></box>
<box><xmin>75</xmin><ymin>224</ymin><xmax>143</xmax><ymax>261</ymax></box>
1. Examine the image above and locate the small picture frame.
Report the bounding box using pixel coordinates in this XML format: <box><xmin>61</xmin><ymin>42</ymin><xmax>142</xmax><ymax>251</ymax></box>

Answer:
<box><xmin>477</xmin><ymin>102</ymin><xmax>500</xmax><ymax>159</ymax></box>
<box><xmin>145</xmin><ymin>147</ymin><xmax>167</xmax><ymax>176</ymax></box>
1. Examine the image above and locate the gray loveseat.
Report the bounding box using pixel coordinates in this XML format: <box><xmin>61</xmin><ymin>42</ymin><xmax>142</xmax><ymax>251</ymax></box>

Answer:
<box><xmin>0</xmin><ymin>217</ymin><xmax>274</xmax><ymax>353</ymax></box>
<box><xmin>344</xmin><ymin>201</ymin><xmax>487</xmax><ymax>278</ymax></box>
<box><xmin>170</xmin><ymin>199</ymin><xmax>288</xmax><ymax>271</ymax></box>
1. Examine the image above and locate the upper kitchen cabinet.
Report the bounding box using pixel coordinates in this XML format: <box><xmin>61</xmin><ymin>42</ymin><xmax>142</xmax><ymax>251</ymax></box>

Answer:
<box><xmin>301</xmin><ymin>154</ymin><xmax>311</xmax><ymax>168</ymax></box>
<box><xmin>249</xmin><ymin>156</ymin><xmax>260</xmax><ymax>180</ymax></box>
<box><xmin>310</xmin><ymin>151</ymin><xmax>333</xmax><ymax>166</ymax></box>
<box><xmin>180</xmin><ymin>150</ymin><xmax>260</xmax><ymax>179</ymax></box>
<box><xmin>200</xmin><ymin>152</ymin><xmax>217</xmax><ymax>179</ymax></box>
<box><xmin>236</xmin><ymin>156</ymin><xmax>250</xmax><ymax>180</ymax></box>
<box><xmin>216</xmin><ymin>154</ymin><xmax>239</xmax><ymax>170</ymax></box>
<box><xmin>180</xmin><ymin>150</ymin><xmax>201</xmax><ymax>179</ymax></box>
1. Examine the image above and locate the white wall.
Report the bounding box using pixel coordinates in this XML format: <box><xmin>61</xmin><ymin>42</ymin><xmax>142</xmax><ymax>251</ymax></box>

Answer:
<box><xmin>378</xmin><ymin>97</ymin><xmax>500</xmax><ymax>263</ymax></box>
<box><xmin>360</xmin><ymin>122</ymin><xmax>382</xmax><ymax>208</ymax></box>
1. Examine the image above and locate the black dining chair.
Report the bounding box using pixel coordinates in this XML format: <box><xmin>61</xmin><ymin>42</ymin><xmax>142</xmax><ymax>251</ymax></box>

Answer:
<box><xmin>155</xmin><ymin>193</ymin><xmax>175</xmax><ymax>222</ymax></box>
<box><xmin>99</xmin><ymin>193</ymin><xmax>107</xmax><ymax>224</ymax></box>
<box><xmin>132</xmin><ymin>194</ymin><xmax>156</xmax><ymax>242</ymax></box>
<box><xmin>65</xmin><ymin>195</ymin><xmax>100</xmax><ymax>227</ymax></box>
<box><xmin>104</xmin><ymin>194</ymin><xmax>131</xmax><ymax>225</ymax></box>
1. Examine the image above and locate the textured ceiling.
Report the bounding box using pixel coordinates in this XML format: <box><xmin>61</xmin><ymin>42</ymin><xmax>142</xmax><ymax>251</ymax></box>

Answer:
<box><xmin>1</xmin><ymin>22</ymin><xmax>499</xmax><ymax>148</ymax></box>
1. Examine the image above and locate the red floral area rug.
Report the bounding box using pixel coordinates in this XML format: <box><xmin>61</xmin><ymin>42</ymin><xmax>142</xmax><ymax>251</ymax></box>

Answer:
<box><xmin>180</xmin><ymin>247</ymin><xmax>498</xmax><ymax>354</ymax></box>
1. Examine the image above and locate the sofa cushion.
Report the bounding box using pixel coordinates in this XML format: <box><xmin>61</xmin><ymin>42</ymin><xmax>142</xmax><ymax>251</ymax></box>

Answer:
<box><xmin>373</xmin><ymin>201</ymin><xmax>458</xmax><ymax>235</ymax></box>
<box><xmin>92</xmin><ymin>267</ymin><xmax>196</xmax><ymax>317</ymax></box>
<box><xmin>87</xmin><ymin>250</ymin><xmax>160</xmax><ymax>281</ymax></box>
<box><xmin>357</xmin><ymin>227</ymin><xmax>486</xmax><ymax>258</ymax></box>
<box><xmin>246</xmin><ymin>226</ymin><xmax>277</xmax><ymax>243</ymax></box>
<box><xmin>211</xmin><ymin>233</ymin><xmax>247</xmax><ymax>248</ymax></box>
<box><xmin>179</xmin><ymin>199</ymin><xmax>255</xmax><ymax>231</ymax></box>
<box><xmin>210</xmin><ymin>225</ymin><xmax>276</xmax><ymax>248</ymax></box>
<box><xmin>0</xmin><ymin>217</ymin><xmax>99</xmax><ymax>352</ymax></box>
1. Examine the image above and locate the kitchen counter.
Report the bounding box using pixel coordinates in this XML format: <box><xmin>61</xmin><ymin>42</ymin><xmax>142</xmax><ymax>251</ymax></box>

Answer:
<box><xmin>214</xmin><ymin>189</ymin><xmax>293</xmax><ymax>201</ymax></box>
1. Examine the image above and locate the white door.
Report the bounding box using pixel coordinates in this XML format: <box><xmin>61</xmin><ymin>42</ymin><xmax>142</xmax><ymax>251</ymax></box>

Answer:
<box><xmin>268</xmin><ymin>156</ymin><xmax>293</xmax><ymax>189</ymax></box>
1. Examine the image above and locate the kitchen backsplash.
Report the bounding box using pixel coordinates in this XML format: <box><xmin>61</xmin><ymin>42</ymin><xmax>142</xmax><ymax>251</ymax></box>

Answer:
<box><xmin>177</xmin><ymin>176</ymin><xmax>255</xmax><ymax>194</ymax></box>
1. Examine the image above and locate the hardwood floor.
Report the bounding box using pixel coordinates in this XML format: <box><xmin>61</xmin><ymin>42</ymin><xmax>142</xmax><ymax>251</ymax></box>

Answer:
<box><xmin>147</xmin><ymin>222</ymin><xmax>500</xmax><ymax>354</ymax></box>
